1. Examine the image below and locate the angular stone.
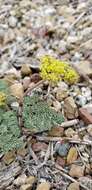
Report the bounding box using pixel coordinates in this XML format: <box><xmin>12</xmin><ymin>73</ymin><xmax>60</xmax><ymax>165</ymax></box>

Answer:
<box><xmin>17</xmin><ymin>147</ymin><xmax>27</xmax><ymax>157</ymax></box>
<box><xmin>32</xmin><ymin>142</ymin><xmax>48</xmax><ymax>152</ymax></box>
<box><xmin>87</xmin><ymin>125</ymin><xmax>92</xmax><ymax>136</ymax></box>
<box><xmin>21</xmin><ymin>64</ymin><xmax>31</xmax><ymax>77</ymax></box>
<box><xmin>48</xmin><ymin>126</ymin><xmax>64</xmax><ymax>137</ymax></box>
<box><xmin>23</xmin><ymin>77</ymin><xmax>30</xmax><ymax>90</ymax></box>
<box><xmin>67</xmin><ymin>182</ymin><xmax>80</xmax><ymax>190</ymax></box>
<box><xmin>53</xmin><ymin>100</ymin><xmax>61</xmax><ymax>112</ymax></box>
<box><xmin>77</xmin><ymin>61</ymin><xmax>92</xmax><ymax>76</ymax></box>
<box><xmin>79</xmin><ymin>108</ymin><xmax>92</xmax><ymax>124</ymax></box>
<box><xmin>25</xmin><ymin>176</ymin><xmax>36</xmax><ymax>185</ymax></box>
<box><xmin>64</xmin><ymin>97</ymin><xmax>78</xmax><ymax>119</ymax></box>
<box><xmin>3</xmin><ymin>150</ymin><xmax>16</xmax><ymax>165</ymax></box>
<box><xmin>20</xmin><ymin>184</ymin><xmax>32</xmax><ymax>190</ymax></box>
<box><xmin>56</xmin><ymin>156</ymin><xmax>65</xmax><ymax>167</ymax></box>
<box><xmin>36</xmin><ymin>182</ymin><xmax>51</xmax><ymax>190</ymax></box>
<box><xmin>69</xmin><ymin>164</ymin><xmax>84</xmax><ymax>178</ymax></box>
<box><xmin>56</xmin><ymin>143</ymin><xmax>70</xmax><ymax>157</ymax></box>
<box><xmin>30</xmin><ymin>73</ymin><xmax>41</xmax><ymax>83</ymax></box>
<box><xmin>10</xmin><ymin>83</ymin><xmax>24</xmax><ymax>99</ymax></box>
<box><xmin>14</xmin><ymin>174</ymin><xmax>27</xmax><ymax>186</ymax></box>
<box><xmin>56</xmin><ymin>88</ymin><xmax>68</xmax><ymax>101</ymax></box>
<box><xmin>65</xmin><ymin>128</ymin><xmax>76</xmax><ymax>137</ymax></box>
<box><xmin>67</xmin><ymin>147</ymin><xmax>78</xmax><ymax>164</ymax></box>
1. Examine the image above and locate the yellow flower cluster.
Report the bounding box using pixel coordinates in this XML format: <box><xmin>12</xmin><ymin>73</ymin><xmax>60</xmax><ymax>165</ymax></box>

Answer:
<box><xmin>0</xmin><ymin>92</ymin><xmax>7</xmax><ymax>106</ymax></box>
<box><xmin>40</xmin><ymin>56</ymin><xmax>79</xmax><ymax>84</ymax></box>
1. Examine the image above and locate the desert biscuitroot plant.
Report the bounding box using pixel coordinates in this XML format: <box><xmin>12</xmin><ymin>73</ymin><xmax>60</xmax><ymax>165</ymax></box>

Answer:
<box><xmin>0</xmin><ymin>80</ymin><xmax>23</xmax><ymax>153</ymax></box>
<box><xmin>0</xmin><ymin>80</ymin><xmax>16</xmax><ymax>107</ymax></box>
<box><xmin>40</xmin><ymin>56</ymin><xmax>79</xmax><ymax>84</ymax></box>
<box><xmin>0</xmin><ymin>110</ymin><xmax>23</xmax><ymax>153</ymax></box>
<box><xmin>23</xmin><ymin>94</ymin><xmax>64</xmax><ymax>132</ymax></box>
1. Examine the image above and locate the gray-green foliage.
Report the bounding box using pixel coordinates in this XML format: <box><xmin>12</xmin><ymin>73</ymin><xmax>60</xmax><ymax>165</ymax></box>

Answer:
<box><xmin>0</xmin><ymin>80</ymin><xmax>9</xmax><ymax>93</ymax></box>
<box><xmin>0</xmin><ymin>110</ymin><xmax>23</xmax><ymax>153</ymax></box>
<box><xmin>23</xmin><ymin>95</ymin><xmax>64</xmax><ymax>132</ymax></box>
<box><xmin>0</xmin><ymin>80</ymin><xmax>16</xmax><ymax>106</ymax></box>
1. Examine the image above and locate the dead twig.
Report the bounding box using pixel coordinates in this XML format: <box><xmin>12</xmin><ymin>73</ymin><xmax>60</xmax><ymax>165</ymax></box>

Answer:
<box><xmin>36</xmin><ymin>142</ymin><xmax>51</xmax><ymax>169</ymax></box>
<box><xmin>24</xmin><ymin>80</ymin><xmax>44</xmax><ymax>96</ymax></box>
<box><xmin>60</xmin><ymin>119</ymin><xmax>79</xmax><ymax>128</ymax></box>
<box><xmin>55</xmin><ymin>164</ymin><xmax>89</xmax><ymax>190</ymax></box>
<box><xmin>29</xmin><ymin>146</ymin><xmax>39</xmax><ymax>165</ymax></box>
<box><xmin>36</xmin><ymin>136</ymin><xmax>92</xmax><ymax>146</ymax></box>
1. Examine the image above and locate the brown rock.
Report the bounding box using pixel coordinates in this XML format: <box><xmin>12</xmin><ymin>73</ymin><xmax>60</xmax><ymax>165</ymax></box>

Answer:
<box><xmin>21</xmin><ymin>64</ymin><xmax>31</xmax><ymax>76</ymax></box>
<box><xmin>32</xmin><ymin>142</ymin><xmax>48</xmax><ymax>152</ymax></box>
<box><xmin>4</xmin><ymin>74</ymin><xmax>17</xmax><ymax>86</ymax></box>
<box><xmin>48</xmin><ymin>126</ymin><xmax>64</xmax><ymax>137</ymax></box>
<box><xmin>78</xmin><ymin>60</ymin><xmax>92</xmax><ymax>76</ymax></box>
<box><xmin>10</xmin><ymin>83</ymin><xmax>24</xmax><ymax>99</ymax></box>
<box><xmin>87</xmin><ymin>125</ymin><xmax>92</xmax><ymax>136</ymax></box>
<box><xmin>14</xmin><ymin>174</ymin><xmax>27</xmax><ymax>186</ymax></box>
<box><xmin>56</xmin><ymin>156</ymin><xmax>65</xmax><ymax>167</ymax></box>
<box><xmin>67</xmin><ymin>182</ymin><xmax>80</xmax><ymax>190</ymax></box>
<box><xmin>69</xmin><ymin>164</ymin><xmax>85</xmax><ymax>178</ymax></box>
<box><xmin>65</xmin><ymin>128</ymin><xmax>76</xmax><ymax>137</ymax></box>
<box><xmin>64</xmin><ymin>97</ymin><xmax>78</xmax><ymax>119</ymax></box>
<box><xmin>17</xmin><ymin>147</ymin><xmax>27</xmax><ymax>157</ymax></box>
<box><xmin>67</xmin><ymin>147</ymin><xmax>78</xmax><ymax>164</ymax></box>
<box><xmin>56</xmin><ymin>88</ymin><xmax>68</xmax><ymax>101</ymax></box>
<box><xmin>25</xmin><ymin>176</ymin><xmax>36</xmax><ymax>185</ymax></box>
<box><xmin>30</xmin><ymin>73</ymin><xmax>41</xmax><ymax>83</ymax></box>
<box><xmin>20</xmin><ymin>184</ymin><xmax>32</xmax><ymax>190</ymax></box>
<box><xmin>23</xmin><ymin>77</ymin><xmax>30</xmax><ymax>90</ymax></box>
<box><xmin>36</xmin><ymin>182</ymin><xmax>51</xmax><ymax>190</ymax></box>
<box><xmin>79</xmin><ymin>108</ymin><xmax>92</xmax><ymax>124</ymax></box>
<box><xmin>53</xmin><ymin>101</ymin><xmax>61</xmax><ymax>112</ymax></box>
<box><xmin>28</xmin><ymin>82</ymin><xmax>35</xmax><ymax>89</ymax></box>
<box><xmin>3</xmin><ymin>150</ymin><xmax>16</xmax><ymax>165</ymax></box>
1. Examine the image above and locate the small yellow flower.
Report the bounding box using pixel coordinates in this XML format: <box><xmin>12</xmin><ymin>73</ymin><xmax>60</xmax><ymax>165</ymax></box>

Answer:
<box><xmin>0</xmin><ymin>92</ymin><xmax>7</xmax><ymax>106</ymax></box>
<box><xmin>40</xmin><ymin>56</ymin><xmax>79</xmax><ymax>84</ymax></box>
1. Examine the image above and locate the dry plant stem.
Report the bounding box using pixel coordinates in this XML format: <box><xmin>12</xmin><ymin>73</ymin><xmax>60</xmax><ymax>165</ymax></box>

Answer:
<box><xmin>50</xmin><ymin>142</ymin><xmax>54</xmax><ymax>162</ymax></box>
<box><xmin>24</xmin><ymin>80</ymin><xmax>44</xmax><ymax>96</ymax></box>
<box><xmin>36</xmin><ymin>136</ymin><xmax>92</xmax><ymax>146</ymax></box>
<box><xmin>70</xmin><ymin>11</ymin><xmax>86</xmax><ymax>28</ymax></box>
<box><xmin>55</xmin><ymin>164</ymin><xmax>89</xmax><ymax>190</ymax></box>
<box><xmin>36</xmin><ymin>143</ymin><xmax>51</xmax><ymax>169</ymax></box>
<box><xmin>75</xmin><ymin>145</ymin><xmax>86</xmax><ymax>167</ymax></box>
<box><xmin>29</xmin><ymin>146</ymin><xmax>39</xmax><ymax>165</ymax></box>
<box><xmin>60</xmin><ymin>119</ymin><xmax>79</xmax><ymax>128</ymax></box>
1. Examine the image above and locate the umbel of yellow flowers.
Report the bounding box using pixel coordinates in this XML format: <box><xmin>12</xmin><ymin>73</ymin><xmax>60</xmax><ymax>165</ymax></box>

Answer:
<box><xmin>0</xmin><ymin>92</ymin><xmax>6</xmax><ymax>106</ymax></box>
<box><xmin>40</xmin><ymin>56</ymin><xmax>79</xmax><ymax>84</ymax></box>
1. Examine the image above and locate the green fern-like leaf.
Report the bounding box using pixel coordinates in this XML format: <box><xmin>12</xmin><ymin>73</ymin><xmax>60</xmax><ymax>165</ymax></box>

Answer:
<box><xmin>23</xmin><ymin>95</ymin><xmax>64</xmax><ymax>132</ymax></box>
<box><xmin>0</xmin><ymin>110</ymin><xmax>23</xmax><ymax>153</ymax></box>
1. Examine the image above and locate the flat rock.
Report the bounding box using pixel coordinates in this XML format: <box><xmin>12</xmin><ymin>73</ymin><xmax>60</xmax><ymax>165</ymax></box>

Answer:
<box><xmin>20</xmin><ymin>184</ymin><xmax>32</xmax><ymax>190</ymax></box>
<box><xmin>64</xmin><ymin>97</ymin><xmax>78</xmax><ymax>119</ymax></box>
<box><xmin>21</xmin><ymin>64</ymin><xmax>32</xmax><ymax>77</ymax></box>
<box><xmin>14</xmin><ymin>174</ymin><xmax>27</xmax><ymax>186</ymax></box>
<box><xmin>3</xmin><ymin>150</ymin><xmax>16</xmax><ymax>165</ymax></box>
<box><xmin>77</xmin><ymin>61</ymin><xmax>92</xmax><ymax>76</ymax></box>
<box><xmin>69</xmin><ymin>164</ymin><xmax>85</xmax><ymax>178</ymax></box>
<box><xmin>36</xmin><ymin>182</ymin><xmax>51</xmax><ymax>190</ymax></box>
<box><xmin>56</xmin><ymin>88</ymin><xmax>68</xmax><ymax>101</ymax></box>
<box><xmin>48</xmin><ymin>126</ymin><xmax>64</xmax><ymax>137</ymax></box>
<box><xmin>32</xmin><ymin>142</ymin><xmax>48</xmax><ymax>152</ymax></box>
<box><xmin>10</xmin><ymin>83</ymin><xmax>24</xmax><ymax>99</ymax></box>
<box><xmin>67</xmin><ymin>182</ymin><xmax>80</xmax><ymax>190</ymax></box>
<box><xmin>67</xmin><ymin>147</ymin><xmax>78</xmax><ymax>164</ymax></box>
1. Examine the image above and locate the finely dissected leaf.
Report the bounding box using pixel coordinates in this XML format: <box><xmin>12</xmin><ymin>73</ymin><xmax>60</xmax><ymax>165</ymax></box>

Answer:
<box><xmin>0</xmin><ymin>110</ymin><xmax>23</xmax><ymax>153</ymax></box>
<box><xmin>0</xmin><ymin>80</ymin><xmax>9</xmax><ymax>93</ymax></box>
<box><xmin>23</xmin><ymin>95</ymin><xmax>64</xmax><ymax>132</ymax></box>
